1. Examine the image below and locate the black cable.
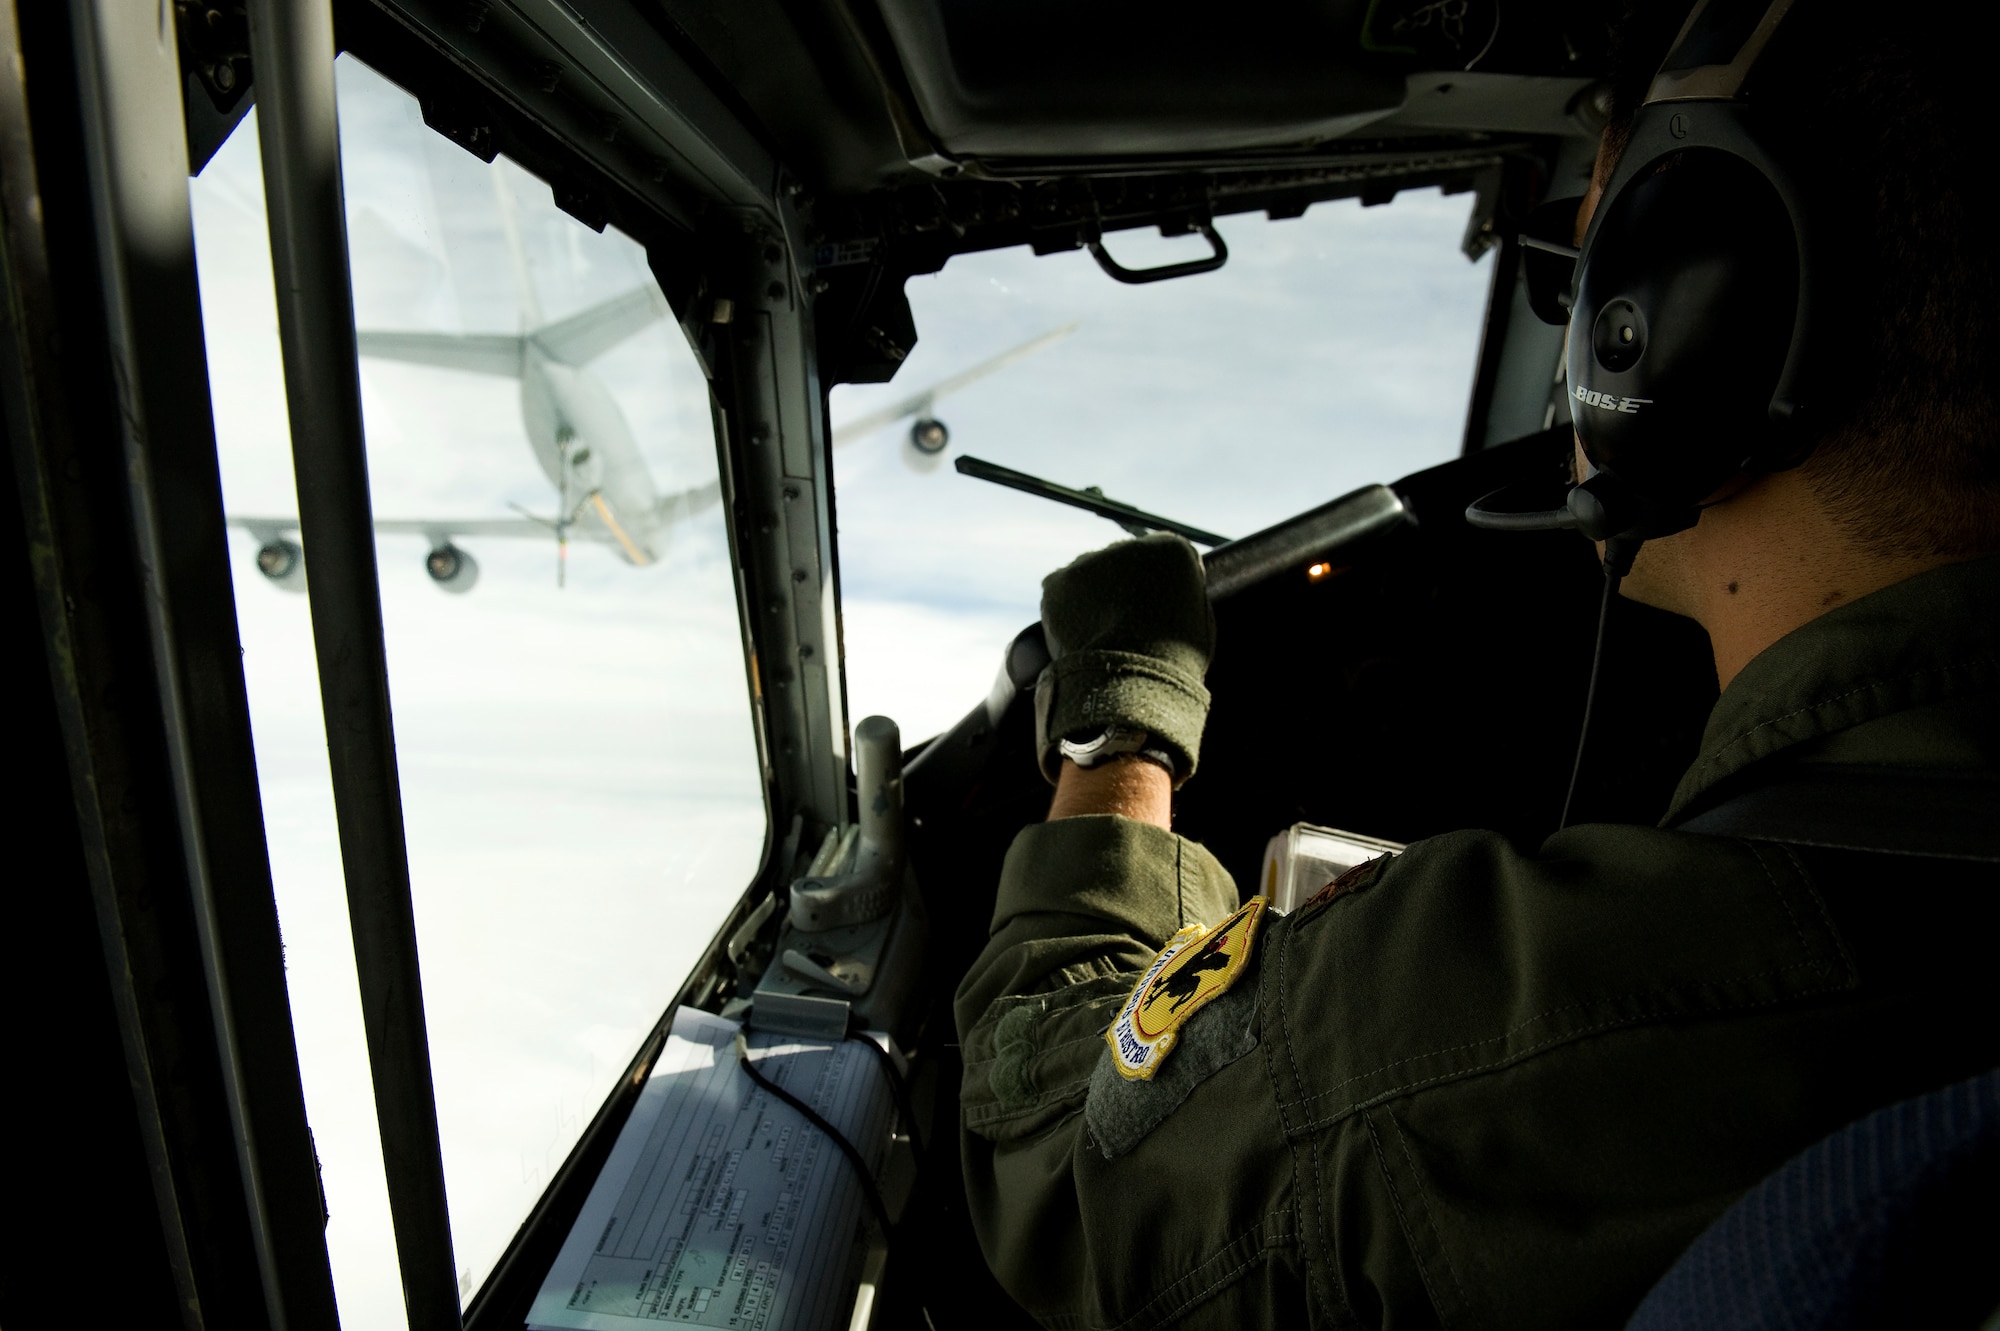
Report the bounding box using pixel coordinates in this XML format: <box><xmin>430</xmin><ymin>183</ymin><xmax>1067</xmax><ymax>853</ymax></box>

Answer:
<box><xmin>734</xmin><ymin>1031</ymin><xmax>894</xmax><ymax>1237</ymax></box>
<box><xmin>846</xmin><ymin>1028</ymin><xmax>946</xmax><ymax>1330</ymax></box>
<box><xmin>1559</xmin><ymin>552</ymin><xmax>1625</xmax><ymax>831</ymax></box>
<box><xmin>845</xmin><ymin>1026</ymin><xmax>926</xmax><ymax>1161</ymax></box>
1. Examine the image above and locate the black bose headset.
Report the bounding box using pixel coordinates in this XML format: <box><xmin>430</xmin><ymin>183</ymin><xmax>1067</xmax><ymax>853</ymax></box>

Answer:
<box><xmin>1466</xmin><ymin>0</ymin><xmax>1822</xmax><ymax>825</ymax></box>
<box><xmin>1471</xmin><ymin>0</ymin><xmax>1823</xmax><ymax>556</ymax></box>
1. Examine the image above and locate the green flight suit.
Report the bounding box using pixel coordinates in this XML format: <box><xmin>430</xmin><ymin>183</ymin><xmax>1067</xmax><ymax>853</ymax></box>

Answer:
<box><xmin>955</xmin><ymin>554</ymin><xmax>2000</xmax><ymax>1330</ymax></box>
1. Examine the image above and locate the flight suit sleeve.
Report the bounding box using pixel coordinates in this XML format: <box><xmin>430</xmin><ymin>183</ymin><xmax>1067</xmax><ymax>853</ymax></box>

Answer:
<box><xmin>956</xmin><ymin>814</ymin><xmax>1238</xmax><ymax>1025</ymax></box>
<box><xmin>955</xmin><ymin>815</ymin><xmax>1292</xmax><ymax>1328</ymax></box>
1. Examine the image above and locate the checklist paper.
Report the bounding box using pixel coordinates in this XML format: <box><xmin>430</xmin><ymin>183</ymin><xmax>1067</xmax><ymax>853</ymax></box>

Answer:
<box><xmin>527</xmin><ymin>1007</ymin><xmax>893</xmax><ymax>1330</ymax></box>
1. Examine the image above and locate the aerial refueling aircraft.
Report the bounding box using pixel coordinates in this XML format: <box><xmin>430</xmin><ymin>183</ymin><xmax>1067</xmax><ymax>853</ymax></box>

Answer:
<box><xmin>231</xmin><ymin>163</ymin><xmax>1075</xmax><ymax>594</ymax></box>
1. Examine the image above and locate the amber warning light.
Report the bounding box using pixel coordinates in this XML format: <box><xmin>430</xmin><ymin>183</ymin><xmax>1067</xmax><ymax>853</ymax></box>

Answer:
<box><xmin>1306</xmin><ymin>562</ymin><xmax>1346</xmax><ymax>583</ymax></box>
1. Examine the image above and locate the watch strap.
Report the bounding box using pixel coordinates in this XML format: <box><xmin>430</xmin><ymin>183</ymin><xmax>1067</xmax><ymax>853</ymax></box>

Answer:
<box><xmin>1060</xmin><ymin>726</ymin><xmax>1179</xmax><ymax>777</ymax></box>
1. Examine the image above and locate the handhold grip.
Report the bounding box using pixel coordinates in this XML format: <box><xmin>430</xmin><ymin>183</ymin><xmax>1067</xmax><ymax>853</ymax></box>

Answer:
<box><xmin>789</xmin><ymin>715</ymin><xmax>905</xmax><ymax>932</ymax></box>
<box><xmin>1089</xmin><ymin>224</ymin><xmax>1229</xmax><ymax>285</ymax></box>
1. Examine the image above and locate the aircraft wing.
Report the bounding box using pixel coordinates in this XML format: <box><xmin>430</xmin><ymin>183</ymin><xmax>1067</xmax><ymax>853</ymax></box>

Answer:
<box><xmin>228</xmin><ymin>515</ymin><xmax>305</xmax><ymax>544</ymax></box>
<box><xmin>829</xmin><ymin>322</ymin><xmax>1079</xmax><ymax>447</ymax></box>
<box><xmin>657</xmin><ymin>477</ymin><xmax>723</xmax><ymax>522</ymax></box>
<box><xmin>370</xmin><ymin>516</ymin><xmax>579</xmax><ymax>540</ymax></box>
<box><xmin>354</xmin><ymin>330</ymin><xmax>525</xmax><ymax>378</ymax></box>
<box><xmin>226</xmin><ymin>514</ymin><xmax>622</xmax><ymax>543</ymax></box>
<box><xmin>529</xmin><ymin>285</ymin><xmax>671</xmax><ymax>366</ymax></box>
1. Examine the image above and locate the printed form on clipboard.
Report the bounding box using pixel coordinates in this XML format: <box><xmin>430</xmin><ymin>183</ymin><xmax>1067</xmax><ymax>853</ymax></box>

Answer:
<box><xmin>528</xmin><ymin>1008</ymin><xmax>894</xmax><ymax>1331</ymax></box>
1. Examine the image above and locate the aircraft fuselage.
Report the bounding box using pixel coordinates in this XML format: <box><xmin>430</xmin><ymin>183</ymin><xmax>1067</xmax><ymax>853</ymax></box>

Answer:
<box><xmin>519</xmin><ymin>345</ymin><xmax>663</xmax><ymax>565</ymax></box>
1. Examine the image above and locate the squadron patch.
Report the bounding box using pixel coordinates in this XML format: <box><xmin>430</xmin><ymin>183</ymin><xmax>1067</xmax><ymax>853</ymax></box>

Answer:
<box><xmin>1106</xmin><ymin>897</ymin><xmax>1267</xmax><ymax>1081</ymax></box>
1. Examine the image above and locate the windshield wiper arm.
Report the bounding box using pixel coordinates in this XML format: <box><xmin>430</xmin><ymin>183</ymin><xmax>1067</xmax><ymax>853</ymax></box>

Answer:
<box><xmin>953</xmin><ymin>455</ymin><xmax>1230</xmax><ymax>546</ymax></box>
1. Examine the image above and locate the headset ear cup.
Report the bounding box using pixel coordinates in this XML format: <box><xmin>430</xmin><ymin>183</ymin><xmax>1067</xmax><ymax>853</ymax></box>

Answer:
<box><xmin>1569</xmin><ymin>148</ymin><xmax>1801</xmax><ymax>517</ymax></box>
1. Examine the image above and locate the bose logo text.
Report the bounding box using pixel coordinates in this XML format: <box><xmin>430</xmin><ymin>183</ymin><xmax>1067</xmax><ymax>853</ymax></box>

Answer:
<box><xmin>1573</xmin><ymin>387</ymin><xmax>1653</xmax><ymax>414</ymax></box>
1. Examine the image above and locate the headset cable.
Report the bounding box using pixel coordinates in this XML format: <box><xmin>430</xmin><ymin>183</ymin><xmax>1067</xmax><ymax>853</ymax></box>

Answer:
<box><xmin>1559</xmin><ymin>536</ymin><xmax>1641</xmax><ymax>830</ymax></box>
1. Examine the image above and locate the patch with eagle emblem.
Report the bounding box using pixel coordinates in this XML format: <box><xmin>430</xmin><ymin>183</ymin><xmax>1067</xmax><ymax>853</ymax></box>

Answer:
<box><xmin>1106</xmin><ymin>896</ymin><xmax>1267</xmax><ymax>1081</ymax></box>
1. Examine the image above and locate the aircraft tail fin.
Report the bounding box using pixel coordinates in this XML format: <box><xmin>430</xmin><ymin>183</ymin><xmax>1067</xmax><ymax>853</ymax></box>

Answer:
<box><xmin>530</xmin><ymin>285</ymin><xmax>671</xmax><ymax>366</ymax></box>
<box><xmin>355</xmin><ymin>330</ymin><xmax>527</xmax><ymax>378</ymax></box>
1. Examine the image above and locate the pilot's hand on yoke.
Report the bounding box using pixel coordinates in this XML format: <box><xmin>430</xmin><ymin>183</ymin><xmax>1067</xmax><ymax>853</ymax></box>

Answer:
<box><xmin>1035</xmin><ymin>533</ymin><xmax>1214</xmax><ymax>822</ymax></box>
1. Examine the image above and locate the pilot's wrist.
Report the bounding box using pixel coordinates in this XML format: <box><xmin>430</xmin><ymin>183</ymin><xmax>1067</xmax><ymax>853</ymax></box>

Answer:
<box><xmin>1049</xmin><ymin>751</ymin><xmax>1173</xmax><ymax>827</ymax></box>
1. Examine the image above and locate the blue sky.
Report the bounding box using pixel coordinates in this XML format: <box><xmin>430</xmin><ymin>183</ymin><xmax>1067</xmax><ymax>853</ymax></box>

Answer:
<box><xmin>192</xmin><ymin>54</ymin><xmax>1490</xmax><ymax>1326</ymax></box>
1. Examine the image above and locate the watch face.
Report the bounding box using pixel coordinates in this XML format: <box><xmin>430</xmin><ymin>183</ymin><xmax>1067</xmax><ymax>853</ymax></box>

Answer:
<box><xmin>1062</xmin><ymin>727</ymin><xmax>1170</xmax><ymax>771</ymax></box>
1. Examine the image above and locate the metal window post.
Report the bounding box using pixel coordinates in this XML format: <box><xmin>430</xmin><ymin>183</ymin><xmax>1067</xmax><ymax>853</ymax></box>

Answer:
<box><xmin>4</xmin><ymin>0</ymin><xmax>348</xmax><ymax>1325</ymax></box>
<box><xmin>243</xmin><ymin>1</ymin><xmax>461</xmax><ymax>1324</ymax></box>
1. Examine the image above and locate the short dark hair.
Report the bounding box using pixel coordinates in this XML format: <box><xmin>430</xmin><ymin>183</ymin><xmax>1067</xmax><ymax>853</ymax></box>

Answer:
<box><xmin>1603</xmin><ymin>2</ymin><xmax>2000</xmax><ymax>559</ymax></box>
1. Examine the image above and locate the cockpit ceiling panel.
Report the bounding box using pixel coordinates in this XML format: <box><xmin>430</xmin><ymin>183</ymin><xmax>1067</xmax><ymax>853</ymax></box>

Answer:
<box><xmin>874</xmin><ymin>0</ymin><xmax>1412</xmax><ymax>157</ymax></box>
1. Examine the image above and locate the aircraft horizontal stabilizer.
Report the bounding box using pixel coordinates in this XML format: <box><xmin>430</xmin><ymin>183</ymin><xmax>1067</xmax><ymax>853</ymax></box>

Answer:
<box><xmin>530</xmin><ymin>286</ymin><xmax>671</xmax><ymax>367</ymax></box>
<box><xmin>355</xmin><ymin>330</ymin><xmax>525</xmax><ymax>378</ymax></box>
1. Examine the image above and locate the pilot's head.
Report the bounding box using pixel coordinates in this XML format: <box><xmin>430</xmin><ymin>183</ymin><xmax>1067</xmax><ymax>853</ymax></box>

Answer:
<box><xmin>1579</xmin><ymin>1</ymin><xmax>1998</xmax><ymax>622</ymax></box>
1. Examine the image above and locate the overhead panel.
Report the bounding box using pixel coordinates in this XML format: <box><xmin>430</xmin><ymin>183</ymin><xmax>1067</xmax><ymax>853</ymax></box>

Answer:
<box><xmin>360</xmin><ymin>0</ymin><xmax>778</xmax><ymax>219</ymax></box>
<box><xmin>872</xmin><ymin>0</ymin><xmax>1406</xmax><ymax>159</ymax></box>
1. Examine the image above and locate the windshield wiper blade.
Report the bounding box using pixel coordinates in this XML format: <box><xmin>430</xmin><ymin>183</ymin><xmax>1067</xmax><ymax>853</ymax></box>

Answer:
<box><xmin>953</xmin><ymin>455</ymin><xmax>1230</xmax><ymax>546</ymax></box>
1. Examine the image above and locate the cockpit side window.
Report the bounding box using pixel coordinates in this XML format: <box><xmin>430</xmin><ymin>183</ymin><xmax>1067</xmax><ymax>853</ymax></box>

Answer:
<box><xmin>190</xmin><ymin>54</ymin><xmax>765</xmax><ymax>1321</ymax></box>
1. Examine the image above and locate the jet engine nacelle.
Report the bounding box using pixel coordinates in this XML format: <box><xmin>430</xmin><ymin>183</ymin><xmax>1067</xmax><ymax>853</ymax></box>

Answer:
<box><xmin>904</xmin><ymin>417</ymin><xmax>950</xmax><ymax>473</ymax></box>
<box><xmin>255</xmin><ymin>538</ymin><xmax>307</xmax><ymax>592</ymax></box>
<box><xmin>425</xmin><ymin>543</ymin><xmax>479</xmax><ymax>593</ymax></box>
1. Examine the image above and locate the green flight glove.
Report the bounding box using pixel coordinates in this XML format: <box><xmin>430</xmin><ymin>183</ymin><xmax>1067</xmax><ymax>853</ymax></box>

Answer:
<box><xmin>1035</xmin><ymin>532</ymin><xmax>1215</xmax><ymax>787</ymax></box>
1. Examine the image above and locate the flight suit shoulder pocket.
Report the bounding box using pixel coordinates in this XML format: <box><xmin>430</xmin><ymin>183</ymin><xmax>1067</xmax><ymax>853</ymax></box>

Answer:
<box><xmin>1085</xmin><ymin>965</ymin><xmax>1261</xmax><ymax>1160</ymax></box>
<box><xmin>963</xmin><ymin>975</ymin><xmax>1132</xmax><ymax>1142</ymax></box>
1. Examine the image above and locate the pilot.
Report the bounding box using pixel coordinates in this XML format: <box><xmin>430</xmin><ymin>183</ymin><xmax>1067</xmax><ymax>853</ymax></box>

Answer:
<box><xmin>954</xmin><ymin>3</ymin><xmax>2000</xmax><ymax>1327</ymax></box>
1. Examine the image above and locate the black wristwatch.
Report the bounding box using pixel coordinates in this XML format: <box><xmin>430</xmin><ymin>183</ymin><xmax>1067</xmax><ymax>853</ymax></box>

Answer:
<box><xmin>1059</xmin><ymin>725</ymin><xmax>1178</xmax><ymax>777</ymax></box>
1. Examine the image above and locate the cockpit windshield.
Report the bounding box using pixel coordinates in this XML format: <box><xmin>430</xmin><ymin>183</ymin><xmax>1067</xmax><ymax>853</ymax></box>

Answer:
<box><xmin>832</xmin><ymin>197</ymin><xmax>1491</xmax><ymax>739</ymax></box>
